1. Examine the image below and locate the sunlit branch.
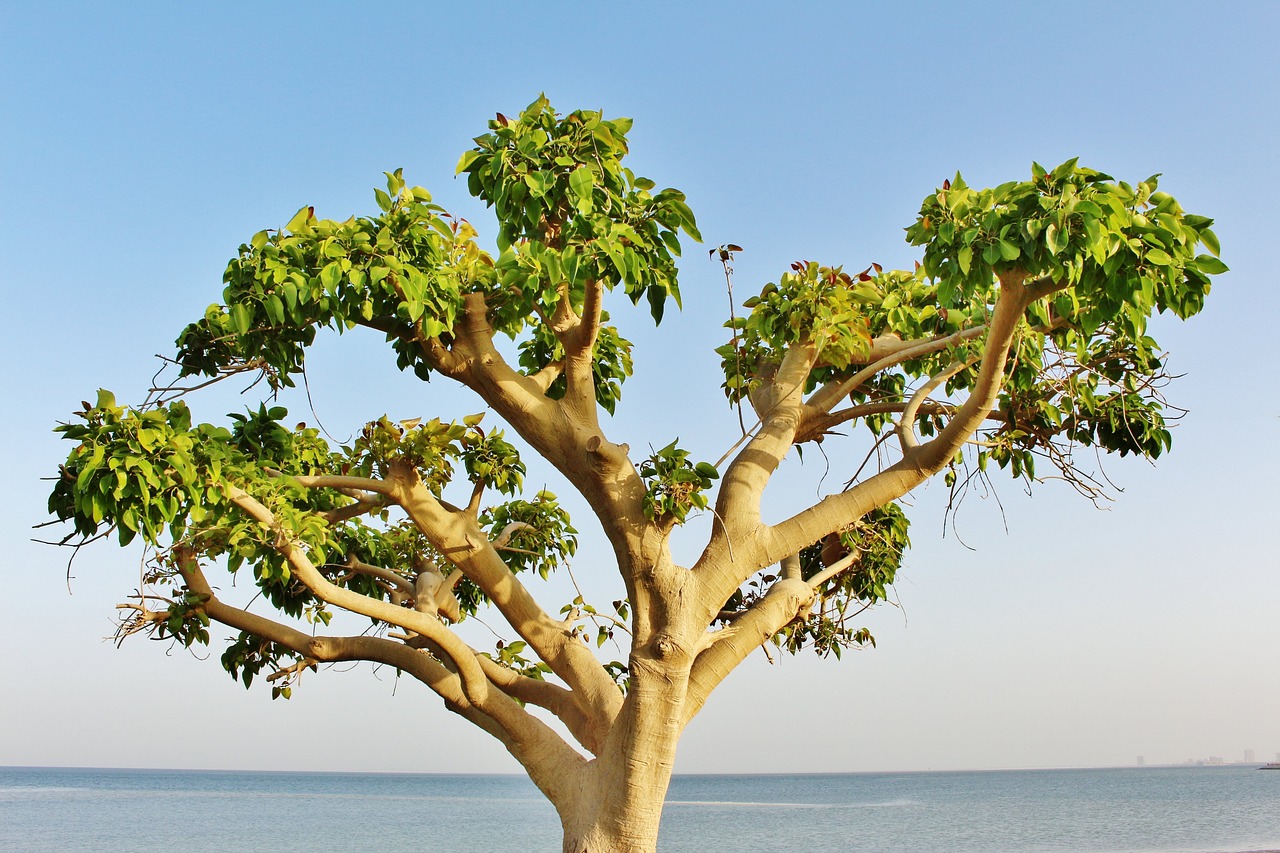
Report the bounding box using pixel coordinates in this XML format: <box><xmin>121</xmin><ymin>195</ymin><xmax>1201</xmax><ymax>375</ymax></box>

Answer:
<box><xmin>465</xmin><ymin>480</ymin><xmax>486</xmax><ymax>517</ymax></box>
<box><xmin>225</xmin><ymin>486</ymin><xmax>492</xmax><ymax>700</ymax></box>
<box><xmin>561</xmin><ymin>278</ymin><xmax>604</xmax><ymax>419</ymax></box>
<box><xmin>541</xmin><ymin>282</ymin><xmax>580</xmax><ymax>335</ymax></box>
<box><xmin>353</xmin><ymin>315</ymin><xmax>416</xmax><ymax>346</ymax></box>
<box><xmin>712</xmin><ymin>342</ymin><xmax>817</xmax><ymax>539</ymax></box>
<box><xmin>393</xmin><ymin>623</ymin><xmax>604</xmax><ymax>756</ymax></box>
<box><xmin>805</xmin><ymin>324</ymin><xmax>989</xmax><ymax>415</ymax></box>
<box><xmin>683</xmin><ymin>578</ymin><xmax>814</xmax><ymax>726</ymax></box>
<box><xmin>797</xmin><ymin>399</ymin><xmax>997</xmax><ymax>446</ymax></box>
<box><xmin>390</xmin><ymin>471</ymin><xmax>624</xmax><ymax>729</ymax></box>
<box><xmin>758</xmin><ymin>283</ymin><xmax>1034</xmax><ymax>582</ymax></box>
<box><xmin>114</xmin><ymin>596</ymin><xmax>172</xmax><ymax>644</ymax></box>
<box><xmin>337</xmin><ymin>555</ymin><xmax>416</xmax><ymax>599</ymax></box>
<box><xmin>478</xmin><ymin>656</ymin><xmax>604</xmax><ymax>754</ymax></box>
<box><xmin>1024</xmin><ymin>274</ymin><xmax>1071</xmax><ymax>303</ymax></box>
<box><xmin>278</xmin><ymin>473</ymin><xmax>399</xmax><ymax>498</ymax></box>
<box><xmin>907</xmin><ymin>275</ymin><xmax>1033</xmax><ymax>471</ymax></box>
<box><xmin>805</xmin><ymin>548</ymin><xmax>861</xmax><ymax>591</ymax></box>
<box><xmin>144</xmin><ymin>356</ymin><xmax>271</xmax><ymax>408</ymax></box>
<box><xmin>264</xmin><ymin>658</ymin><xmax>317</xmax><ymax>684</ymax></box>
<box><xmin>319</xmin><ymin>496</ymin><xmax>389</xmax><ymax>525</ymax></box>
<box><xmin>182</xmin><ymin>554</ymin><xmax>593</xmax><ymax>808</ymax></box>
<box><xmin>530</xmin><ymin>361</ymin><xmax>564</xmax><ymax>394</ymax></box>
<box><xmin>694</xmin><ymin>342</ymin><xmax>822</xmax><ymax>613</ymax></box>
<box><xmin>219</xmin><ymin>485</ymin><xmax>595</xmax><ymax>803</ymax></box>
<box><xmin>423</xmin><ymin>293</ymin><xmax>656</xmax><ymax>619</ymax></box>
<box><xmin>897</xmin><ymin>358</ymin><xmax>978</xmax><ymax>453</ymax></box>
<box><xmin>780</xmin><ymin>553</ymin><xmax>802</xmax><ymax>581</ymax></box>
<box><xmin>170</xmin><ymin>550</ymin><xmax>506</xmax><ymax>739</ymax></box>
<box><xmin>490</xmin><ymin>521</ymin><xmax>532</xmax><ymax>550</ymax></box>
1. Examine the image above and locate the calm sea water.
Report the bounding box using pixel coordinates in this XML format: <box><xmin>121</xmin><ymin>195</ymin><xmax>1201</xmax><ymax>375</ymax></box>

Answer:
<box><xmin>1</xmin><ymin>765</ymin><xmax>1277</xmax><ymax>852</ymax></box>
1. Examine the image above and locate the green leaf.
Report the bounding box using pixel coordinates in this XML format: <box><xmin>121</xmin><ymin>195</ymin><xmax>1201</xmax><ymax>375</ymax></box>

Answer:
<box><xmin>230</xmin><ymin>303</ymin><xmax>251</xmax><ymax>335</ymax></box>
<box><xmin>647</xmin><ymin>285</ymin><xmax>666</xmax><ymax>324</ymax></box>
<box><xmin>265</xmin><ymin>294</ymin><xmax>284</xmax><ymax>325</ymax></box>
<box><xmin>455</xmin><ymin>150</ymin><xmax>481</xmax><ymax>174</ymax></box>
<box><xmin>569</xmin><ymin>166</ymin><xmax>593</xmax><ymax>201</ymax></box>
<box><xmin>1045</xmin><ymin>223</ymin><xmax>1066</xmax><ymax>255</ymax></box>
<box><xmin>1194</xmin><ymin>255</ymin><xmax>1229</xmax><ymax>275</ymax></box>
<box><xmin>524</xmin><ymin>171</ymin><xmax>552</xmax><ymax>197</ymax></box>
<box><xmin>320</xmin><ymin>262</ymin><xmax>342</xmax><ymax>292</ymax></box>
<box><xmin>385</xmin><ymin>168</ymin><xmax>405</xmax><ymax>197</ymax></box>
<box><xmin>281</xmin><ymin>281</ymin><xmax>298</xmax><ymax>312</ymax></box>
<box><xmin>285</xmin><ymin>206</ymin><xmax>312</xmax><ymax>232</ymax></box>
<box><xmin>1051</xmin><ymin>157</ymin><xmax>1080</xmax><ymax>180</ymax></box>
<box><xmin>1199</xmin><ymin>227</ymin><xmax>1221</xmax><ymax>257</ymax></box>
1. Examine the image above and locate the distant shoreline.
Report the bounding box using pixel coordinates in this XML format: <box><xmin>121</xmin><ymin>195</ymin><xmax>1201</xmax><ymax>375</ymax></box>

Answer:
<box><xmin>6</xmin><ymin>766</ymin><xmax>1276</xmax><ymax>853</ymax></box>
<box><xmin>3</xmin><ymin>762</ymin><xmax>1275</xmax><ymax>777</ymax></box>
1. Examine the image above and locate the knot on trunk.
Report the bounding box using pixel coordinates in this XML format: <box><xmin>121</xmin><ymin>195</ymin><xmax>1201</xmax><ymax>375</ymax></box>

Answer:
<box><xmin>651</xmin><ymin>632</ymin><xmax>687</xmax><ymax>663</ymax></box>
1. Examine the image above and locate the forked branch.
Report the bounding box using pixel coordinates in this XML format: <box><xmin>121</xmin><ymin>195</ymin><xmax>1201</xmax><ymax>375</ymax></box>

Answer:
<box><xmin>388</xmin><ymin>469</ymin><xmax>625</xmax><ymax>729</ymax></box>
<box><xmin>172</xmin><ymin>550</ymin><xmax>586</xmax><ymax>806</ymax></box>
<box><xmin>683</xmin><ymin>578</ymin><xmax>814</xmax><ymax>725</ymax></box>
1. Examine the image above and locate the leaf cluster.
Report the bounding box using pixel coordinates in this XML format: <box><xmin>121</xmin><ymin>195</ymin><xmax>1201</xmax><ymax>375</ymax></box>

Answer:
<box><xmin>174</xmin><ymin>98</ymin><xmax>700</xmax><ymax>421</ymax></box>
<box><xmin>48</xmin><ymin>109</ymin><xmax>1234</xmax><ymax>679</ymax></box>
<box><xmin>49</xmin><ymin>392</ymin><xmax>578</xmax><ymax>689</ymax></box>
<box><xmin>479</xmin><ymin>490</ymin><xmax>577</xmax><ymax>580</ymax></box>
<box><xmin>484</xmin><ymin>639</ymin><xmax>554</xmax><ymax>684</ymax></box>
<box><xmin>221</xmin><ymin>632</ymin><xmax>308</xmax><ymax>697</ymax></box>
<box><xmin>176</xmin><ymin>170</ymin><xmax>473</xmax><ymax>388</ymax></box>
<box><xmin>637</xmin><ymin>441</ymin><xmax>719</xmax><ymax>524</ymax></box>
<box><xmin>743</xmin><ymin>504</ymin><xmax>910</xmax><ymax>660</ymax></box>
<box><xmin>907</xmin><ymin>160</ymin><xmax>1222</xmax><ymax>333</ymax></box>
<box><xmin>516</xmin><ymin>313</ymin><xmax>634</xmax><ymax>414</ymax></box>
<box><xmin>458</xmin><ymin>94</ymin><xmax>701</xmax><ymax>325</ymax></box>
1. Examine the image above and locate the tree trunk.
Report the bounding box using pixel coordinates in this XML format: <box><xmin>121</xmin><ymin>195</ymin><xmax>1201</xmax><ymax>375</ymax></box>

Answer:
<box><xmin>560</xmin><ymin>792</ymin><xmax>666</xmax><ymax>853</ymax></box>
<box><xmin>556</xmin><ymin>649</ymin><xmax>690</xmax><ymax>852</ymax></box>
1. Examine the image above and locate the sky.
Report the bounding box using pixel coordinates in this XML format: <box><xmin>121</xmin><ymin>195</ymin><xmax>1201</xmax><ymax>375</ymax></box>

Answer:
<box><xmin>2</xmin><ymin>2</ymin><xmax>1277</xmax><ymax>776</ymax></box>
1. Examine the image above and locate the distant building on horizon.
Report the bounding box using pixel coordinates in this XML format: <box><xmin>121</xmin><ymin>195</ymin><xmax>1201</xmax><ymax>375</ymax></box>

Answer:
<box><xmin>1136</xmin><ymin>756</ymin><xmax>1145</xmax><ymax>766</ymax></box>
<box><xmin>1244</xmin><ymin>749</ymin><xmax>1255</xmax><ymax>763</ymax></box>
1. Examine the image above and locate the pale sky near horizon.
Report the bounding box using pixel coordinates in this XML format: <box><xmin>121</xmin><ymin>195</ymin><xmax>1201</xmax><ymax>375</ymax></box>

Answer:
<box><xmin>2</xmin><ymin>2</ymin><xmax>1277</xmax><ymax>776</ymax></box>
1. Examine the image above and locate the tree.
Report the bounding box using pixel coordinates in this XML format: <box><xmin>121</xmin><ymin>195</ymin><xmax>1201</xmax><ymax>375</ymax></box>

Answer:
<box><xmin>46</xmin><ymin>96</ymin><xmax>1224</xmax><ymax>852</ymax></box>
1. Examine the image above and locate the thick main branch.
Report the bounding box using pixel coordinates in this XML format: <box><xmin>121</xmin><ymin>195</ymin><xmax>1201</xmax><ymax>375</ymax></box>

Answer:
<box><xmin>698</xmin><ymin>278</ymin><xmax>1034</xmax><ymax>616</ymax></box>
<box><xmin>173</xmin><ymin>549</ymin><xmax>584</xmax><ymax>806</ymax></box>
<box><xmin>761</xmin><ymin>276</ymin><xmax>1034</xmax><ymax>568</ymax></box>
<box><xmin>683</xmin><ymin>578</ymin><xmax>814</xmax><ymax>724</ymax></box>
<box><xmin>224</xmin><ymin>485</ymin><xmax>585</xmax><ymax>767</ymax></box>
<box><xmin>387</xmin><ymin>466</ymin><xmax>624</xmax><ymax>731</ymax></box>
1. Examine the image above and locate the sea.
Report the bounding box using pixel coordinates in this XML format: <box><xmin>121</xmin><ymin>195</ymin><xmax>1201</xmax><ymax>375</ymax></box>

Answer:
<box><xmin>1</xmin><ymin>764</ymin><xmax>1277</xmax><ymax>852</ymax></box>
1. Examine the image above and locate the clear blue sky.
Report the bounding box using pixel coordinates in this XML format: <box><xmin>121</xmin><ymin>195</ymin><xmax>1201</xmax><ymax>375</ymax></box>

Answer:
<box><xmin>2</xmin><ymin>2</ymin><xmax>1277</xmax><ymax>774</ymax></box>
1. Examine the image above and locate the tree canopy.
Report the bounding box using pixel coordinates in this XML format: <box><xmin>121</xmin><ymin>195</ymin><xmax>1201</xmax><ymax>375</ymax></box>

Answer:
<box><xmin>46</xmin><ymin>96</ymin><xmax>1223</xmax><ymax>852</ymax></box>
